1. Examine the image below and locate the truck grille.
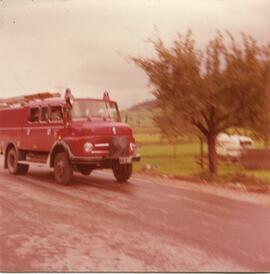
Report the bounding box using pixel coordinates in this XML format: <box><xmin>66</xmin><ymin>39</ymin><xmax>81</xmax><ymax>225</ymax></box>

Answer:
<box><xmin>109</xmin><ymin>136</ymin><xmax>129</xmax><ymax>157</ymax></box>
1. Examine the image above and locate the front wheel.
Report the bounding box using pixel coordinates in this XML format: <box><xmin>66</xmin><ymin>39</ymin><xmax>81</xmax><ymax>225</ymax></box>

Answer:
<box><xmin>54</xmin><ymin>152</ymin><xmax>73</xmax><ymax>185</ymax></box>
<box><xmin>112</xmin><ymin>162</ymin><xmax>132</xmax><ymax>182</ymax></box>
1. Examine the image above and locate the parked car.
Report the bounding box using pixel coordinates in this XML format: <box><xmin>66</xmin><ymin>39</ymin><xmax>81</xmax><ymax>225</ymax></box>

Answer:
<box><xmin>216</xmin><ymin>133</ymin><xmax>254</xmax><ymax>158</ymax></box>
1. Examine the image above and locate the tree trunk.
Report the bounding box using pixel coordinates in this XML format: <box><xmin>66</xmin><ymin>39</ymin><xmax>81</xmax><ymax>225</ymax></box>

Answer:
<box><xmin>206</xmin><ymin>133</ymin><xmax>217</xmax><ymax>174</ymax></box>
<box><xmin>199</xmin><ymin>136</ymin><xmax>204</xmax><ymax>169</ymax></box>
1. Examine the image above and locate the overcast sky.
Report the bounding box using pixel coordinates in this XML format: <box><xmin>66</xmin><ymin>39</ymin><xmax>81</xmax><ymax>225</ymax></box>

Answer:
<box><xmin>0</xmin><ymin>0</ymin><xmax>269</xmax><ymax>109</ymax></box>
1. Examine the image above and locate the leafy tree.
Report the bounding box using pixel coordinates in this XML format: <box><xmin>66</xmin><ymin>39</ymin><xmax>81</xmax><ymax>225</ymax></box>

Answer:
<box><xmin>131</xmin><ymin>31</ymin><xmax>270</xmax><ymax>173</ymax></box>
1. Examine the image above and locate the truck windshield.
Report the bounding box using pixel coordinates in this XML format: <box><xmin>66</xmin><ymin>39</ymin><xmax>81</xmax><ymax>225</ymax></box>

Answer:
<box><xmin>71</xmin><ymin>100</ymin><xmax>120</xmax><ymax>122</ymax></box>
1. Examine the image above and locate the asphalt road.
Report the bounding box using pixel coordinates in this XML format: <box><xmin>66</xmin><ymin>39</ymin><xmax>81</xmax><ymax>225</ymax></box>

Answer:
<box><xmin>0</xmin><ymin>157</ymin><xmax>270</xmax><ymax>272</ymax></box>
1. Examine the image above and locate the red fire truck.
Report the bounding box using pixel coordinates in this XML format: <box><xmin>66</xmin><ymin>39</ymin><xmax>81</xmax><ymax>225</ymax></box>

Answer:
<box><xmin>0</xmin><ymin>90</ymin><xmax>140</xmax><ymax>184</ymax></box>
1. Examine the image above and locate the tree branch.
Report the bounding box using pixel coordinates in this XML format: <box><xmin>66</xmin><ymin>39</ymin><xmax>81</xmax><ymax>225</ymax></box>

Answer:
<box><xmin>192</xmin><ymin>120</ymin><xmax>209</xmax><ymax>136</ymax></box>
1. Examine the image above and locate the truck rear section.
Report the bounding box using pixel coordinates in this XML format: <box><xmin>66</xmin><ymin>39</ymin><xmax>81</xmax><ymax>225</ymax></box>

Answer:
<box><xmin>0</xmin><ymin>106</ymin><xmax>30</xmax><ymax>174</ymax></box>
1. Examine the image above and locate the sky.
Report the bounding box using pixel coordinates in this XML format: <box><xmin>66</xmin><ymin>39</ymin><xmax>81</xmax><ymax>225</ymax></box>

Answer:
<box><xmin>0</xmin><ymin>0</ymin><xmax>269</xmax><ymax>109</ymax></box>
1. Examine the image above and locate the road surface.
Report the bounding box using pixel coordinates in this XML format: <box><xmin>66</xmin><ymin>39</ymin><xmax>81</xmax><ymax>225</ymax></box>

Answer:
<box><xmin>0</xmin><ymin>157</ymin><xmax>270</xmax><ymax>272</ymax></box>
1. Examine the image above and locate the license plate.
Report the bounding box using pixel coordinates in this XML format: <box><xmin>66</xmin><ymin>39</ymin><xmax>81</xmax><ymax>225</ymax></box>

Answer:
<box><xmin>119</xmin><ymin>157</ymin><xmax>132</xmax><ymax>164</ymax></box>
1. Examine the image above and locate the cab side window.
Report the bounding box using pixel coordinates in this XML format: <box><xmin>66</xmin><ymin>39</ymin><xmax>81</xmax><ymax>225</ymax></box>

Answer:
<box><xmin>50</xmin><ymin>106</ymin><xmax>63</xmax><ymax>122</ymax></box>
<box><xmin>28</xmin><ymin>107</ymin><xmax>40</xmax><ymax>123</ymax></box>
<box><xmin>40</xmin><ymin>107</ymin><xmax>49</xmax><ymax>122</ymax></box>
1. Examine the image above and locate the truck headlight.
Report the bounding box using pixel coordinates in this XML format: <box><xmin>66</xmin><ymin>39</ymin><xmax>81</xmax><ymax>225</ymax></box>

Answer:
<box><xmin>84</xmin><ymin>142</ymin><xmax>93</xmax><ymax>153</ymax></box>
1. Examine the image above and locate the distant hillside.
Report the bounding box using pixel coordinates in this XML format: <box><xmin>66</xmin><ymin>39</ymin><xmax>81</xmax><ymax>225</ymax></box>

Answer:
<box><xmin>126</xmin><ymin>100</ymin><xmax>155</xmax><ymax>112</ymax></box>
<box><xmin>121</xmin><ymin>100</ymin><xmax>157</xmax><ymax>128</ymax></box>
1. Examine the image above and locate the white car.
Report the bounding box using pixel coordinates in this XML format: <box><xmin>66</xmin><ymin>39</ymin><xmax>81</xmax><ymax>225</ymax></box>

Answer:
<box><xmin>216</xmin><ymin>133</ymin><xmax>254</xmax><ymax>158</ymax></box>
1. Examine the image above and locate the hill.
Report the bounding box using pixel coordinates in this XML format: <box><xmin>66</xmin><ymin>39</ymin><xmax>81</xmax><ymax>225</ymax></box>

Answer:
<box><xmin>121</xmin><ymin>100</ymin><xmax>157</xmax><ymax>128</ymax></box>
<box><xmin>126</xmin><ymin>100</ymin><xmax>155</xmax><ymax>112</ymax></box>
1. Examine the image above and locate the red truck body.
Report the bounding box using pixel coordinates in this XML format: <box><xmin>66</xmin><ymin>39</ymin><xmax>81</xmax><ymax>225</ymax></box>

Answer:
<box><xmin>0</xmin><ymin>91</ymin><xmax>140</xmax><ymax>184</ymax></box>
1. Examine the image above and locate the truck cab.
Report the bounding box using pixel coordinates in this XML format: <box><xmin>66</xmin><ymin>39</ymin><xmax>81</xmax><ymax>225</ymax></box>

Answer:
<box><xmin>0</xmin><ymin>90</ymin><xmax>140</xmax><ymax>184</ymax></box>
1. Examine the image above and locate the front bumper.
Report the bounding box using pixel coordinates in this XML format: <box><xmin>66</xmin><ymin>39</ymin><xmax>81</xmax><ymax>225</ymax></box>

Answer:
<box><xmin>70</xmin><ymin>154</ymin><xmax>141</xmax><ymax>165</ymax></box>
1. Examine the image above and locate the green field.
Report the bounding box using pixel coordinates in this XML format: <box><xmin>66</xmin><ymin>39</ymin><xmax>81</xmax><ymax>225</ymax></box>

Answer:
<box><xmin>133</xmin><ymin>133</ymin><xmax>270</xmax><ymax>184</ymax></box>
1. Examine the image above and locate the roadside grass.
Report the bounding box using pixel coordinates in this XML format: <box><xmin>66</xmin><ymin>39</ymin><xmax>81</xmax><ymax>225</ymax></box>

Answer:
<box><xmin>133</xmin><ymin>143</ymin><xmax>201</xmax><ymax>177</ymax></box>
<box><xmin>217</xmin><ymin>165</ymin><xmax>270</xmax><ymax>183</ymax></box>
<box><xmin>133</xmin><ymin>132</ymin><xmax>270</xmax><ymax>184</ymax></box>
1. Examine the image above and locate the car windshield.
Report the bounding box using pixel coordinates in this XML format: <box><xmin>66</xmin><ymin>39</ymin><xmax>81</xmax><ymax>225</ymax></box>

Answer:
<box><xmin>71</xmin><ymin>100</ymin><xmax>120</xmax><ymax>122</ymax></box>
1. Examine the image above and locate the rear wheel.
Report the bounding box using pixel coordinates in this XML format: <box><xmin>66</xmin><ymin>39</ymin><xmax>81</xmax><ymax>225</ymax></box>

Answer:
<box><xmin>7</xmin><ymin>148</ymin><xmax>29</xmax><ymax>175</ymax></box>
<box><xmin>77</xmin><ymin>165</ymin><xmax>93</xmax><ymax>176</ymax></box>
<box><xmin>54</xmin><ymin>152</ymin><xmax>73</xmax><ymax>185</ymax></box>
<box><xmin>112</xmin><ymin>162</ymin><xmax>132</xmax><ymax>182</ymax></box>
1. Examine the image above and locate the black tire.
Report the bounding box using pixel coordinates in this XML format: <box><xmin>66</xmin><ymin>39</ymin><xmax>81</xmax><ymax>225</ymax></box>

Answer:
<box><xmin>7</xmin><ymin>148</ymin><xmax>29</xmax><ymax>175</ymax></box>
<box><xmin>77</xmin><ymin>165</ymin><xmax>93</xmax><ymax>176</ymax></box>
<box><xmin>53</xmin><ymin>152</ymin><xmax>73</xmax><ymax>185</ymax></box>
<box><xmin>112</xmin><ymin>162</ymin><xmax>132</xmax><ymax>182</ymax></box>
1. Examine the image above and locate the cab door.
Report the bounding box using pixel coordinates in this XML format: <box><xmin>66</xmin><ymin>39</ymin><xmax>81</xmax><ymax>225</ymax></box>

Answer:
<box><xmin>35</xmin><ymin>106</ymin><xmax>51</xmax><ymax>151</ymax></box>
<box><xmin>47</xmin><ymin>104</ymin><xmax>65</xmax><ymax>148</ymax></box>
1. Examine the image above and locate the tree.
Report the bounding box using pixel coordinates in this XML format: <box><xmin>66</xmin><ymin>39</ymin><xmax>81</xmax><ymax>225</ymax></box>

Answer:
<box><xmin>131</xmin><ymin>31</ymin><xmax>270</xmax><ymax>174</ymax></box>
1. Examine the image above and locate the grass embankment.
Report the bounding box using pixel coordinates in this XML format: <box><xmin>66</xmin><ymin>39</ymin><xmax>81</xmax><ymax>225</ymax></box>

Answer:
<box><xmin>133</xmin><ymin>132</ymin><xmax>270</xmax><ymax>184</ymax></box>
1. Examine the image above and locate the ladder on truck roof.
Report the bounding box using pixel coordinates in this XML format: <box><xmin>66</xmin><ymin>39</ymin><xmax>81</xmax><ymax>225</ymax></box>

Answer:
<box><xmin>0</xmin><ymin>92</ymin><xmax>61</xmax><ymax>108</ymax></box>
